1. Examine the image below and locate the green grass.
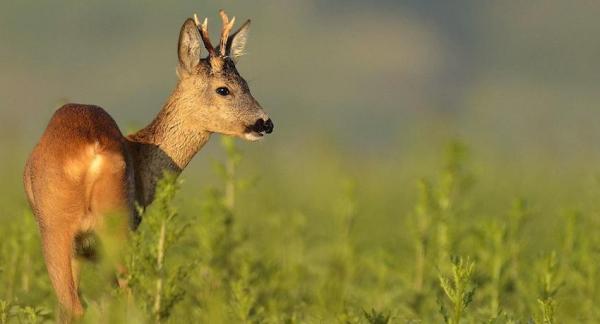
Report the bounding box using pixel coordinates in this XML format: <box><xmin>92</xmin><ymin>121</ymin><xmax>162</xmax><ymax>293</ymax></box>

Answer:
<box><xmin>1</xmin><ymin>139</ymin><xmax>600</xmax><ymax>323</ymax></box>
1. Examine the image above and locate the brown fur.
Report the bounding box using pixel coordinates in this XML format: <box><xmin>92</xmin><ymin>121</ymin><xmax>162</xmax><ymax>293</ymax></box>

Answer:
<box><xmin>23</xmin><ymin>12</ymin><xmax>270</xmax><ymax>321</ymax></box>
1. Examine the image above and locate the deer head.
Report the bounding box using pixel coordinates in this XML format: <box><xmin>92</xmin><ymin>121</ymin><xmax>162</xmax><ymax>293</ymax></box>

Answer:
<box><xmin>175</xmin><ymin>10</ymin><xmax>273</xmax><ymax>141</ymax></box>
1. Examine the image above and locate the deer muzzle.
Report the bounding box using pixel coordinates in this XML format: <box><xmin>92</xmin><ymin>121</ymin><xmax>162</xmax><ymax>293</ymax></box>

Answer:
<box><xmin>251</xmin><ymin>118</ymin><xmax>274</xmax><ymax>134</ymax></box>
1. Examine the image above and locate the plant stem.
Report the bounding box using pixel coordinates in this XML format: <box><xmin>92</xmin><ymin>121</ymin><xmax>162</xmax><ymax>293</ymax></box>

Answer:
<box><xmin>225</xmin><ymin>156</ymin><xmax>235</xmax><ymax>211</ymax></box>
<box><xmin>153</xmin><ymin>220</ymin><xmax>166</xmax><ymax>322</ymax></box>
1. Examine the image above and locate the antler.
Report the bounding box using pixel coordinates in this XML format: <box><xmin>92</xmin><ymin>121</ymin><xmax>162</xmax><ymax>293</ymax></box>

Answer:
<box><xmin>193</xmin><ymin>11</ymin><xmax>236</xmax><ymax>58</ymax></box>
<box><xmin>219</xmin><ymin>10</ymin><xmax>236</xmax><ymax>56</ymax></box>
<box><xmin>194</xmin><ymin>13</ymin><xmax>217</xmax><ymax>57</ymax></box>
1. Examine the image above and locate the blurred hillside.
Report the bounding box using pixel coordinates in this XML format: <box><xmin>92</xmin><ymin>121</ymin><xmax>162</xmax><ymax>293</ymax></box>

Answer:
<box><xmin>1</xmin><ymin>0</ymin><xmax>600</xmax><ymax>168</ymax></box>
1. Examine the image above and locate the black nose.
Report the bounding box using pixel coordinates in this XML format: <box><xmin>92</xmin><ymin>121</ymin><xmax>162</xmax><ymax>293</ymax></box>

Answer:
<box><xmin>264</xmin><ymin>119</ymin><xmax>274</xmax><ymax>134</ymax></box>
<box><xmin>253</xmin><ymin>118</ymin><xmax>274</xmax><ymax>134</ymax></box>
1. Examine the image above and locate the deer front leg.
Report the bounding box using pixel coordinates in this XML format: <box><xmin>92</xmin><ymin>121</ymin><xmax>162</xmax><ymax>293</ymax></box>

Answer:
<box><xmin>71</xmin><ymin>258</ymin><xmax>81</xmax><ymax>298</ymax></box>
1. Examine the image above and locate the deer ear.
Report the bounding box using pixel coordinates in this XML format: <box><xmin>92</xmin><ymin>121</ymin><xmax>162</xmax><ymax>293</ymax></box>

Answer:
<box><xmin>178</xmin><ymin>18</ymin><xmax>202</xmax><ymax>74</ymax></box>
<box><xmin>226</xmin><ymin>19</ymin><xmax>251</xmax><ymax>61</ymax></box>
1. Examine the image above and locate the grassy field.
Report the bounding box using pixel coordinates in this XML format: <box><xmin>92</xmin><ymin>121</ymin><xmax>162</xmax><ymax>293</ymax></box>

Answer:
<box><xmin>2</xmin><ymin>1</ymin><xmax>600</xmax><ymax>323</ymax></box>
<box><xmin>1</xmin><ymin>137</ymin><xmax>600</xmax><ymax>323</ymax></box>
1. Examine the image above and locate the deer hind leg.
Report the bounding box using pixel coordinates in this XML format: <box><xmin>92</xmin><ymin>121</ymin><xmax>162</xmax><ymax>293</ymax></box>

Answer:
<box><xmin>40</xmin><ymin>224</ymin><xmax>84</xmax><ymax>320</ymax></box>
<box><xmin>89</xmin><ymin>152</ymin><xmax>134</xmax><ymax>287</ymax></box>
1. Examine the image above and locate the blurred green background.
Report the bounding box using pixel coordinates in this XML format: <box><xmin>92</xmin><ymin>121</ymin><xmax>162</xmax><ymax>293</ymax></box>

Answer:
<box><xmin>3</xmin><ymin>0</ymin><xmax>600</xmax><ymax>161</ymax></box>
<box><xmin>2</xmin><ymin>1</ymin><xmax>600</xmax><ymax>322</ymax></box>
<box><xmin>2</xmin><ymin>0</ymin><xmax>600</xmax><ymax>237</ymax></box>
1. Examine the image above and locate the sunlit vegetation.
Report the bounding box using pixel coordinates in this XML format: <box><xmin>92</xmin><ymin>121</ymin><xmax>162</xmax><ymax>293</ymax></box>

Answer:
<box><xmin>1</xmin><ymin>139</ymin><xmax>600</xmax><ymax>323</ymax></box>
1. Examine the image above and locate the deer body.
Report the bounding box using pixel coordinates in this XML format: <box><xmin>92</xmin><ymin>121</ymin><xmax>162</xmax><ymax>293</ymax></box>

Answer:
<box><xmin>23</xmin><ymin>11</ymin><xmax>272</xmax><ymax>319</ymax></box>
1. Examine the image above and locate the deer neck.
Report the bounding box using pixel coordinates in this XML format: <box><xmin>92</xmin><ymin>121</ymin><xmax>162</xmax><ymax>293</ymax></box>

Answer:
<box><xmin>127</xmin><ymin>84</ymin><xmax>211</xmax><ymax>207</ymax></box>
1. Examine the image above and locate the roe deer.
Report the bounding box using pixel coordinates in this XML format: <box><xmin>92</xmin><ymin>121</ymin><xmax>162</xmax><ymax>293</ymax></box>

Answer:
<box><xmin>23</xmin><ymin>10</ymin><xmax>273</xmax><ymax>319</ymax></box>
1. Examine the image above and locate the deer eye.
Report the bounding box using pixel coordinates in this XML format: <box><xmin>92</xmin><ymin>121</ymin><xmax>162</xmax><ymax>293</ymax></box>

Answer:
<box><xmin>216</xmin><ymin>87</ymin><xmax>230</xmax><ymax>96</ymax></box>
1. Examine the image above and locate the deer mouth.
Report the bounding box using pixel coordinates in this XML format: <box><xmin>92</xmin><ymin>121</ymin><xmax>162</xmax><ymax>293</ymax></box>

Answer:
<box><xmin>243</xmin><ymin>131</ymin><xmax>265</xmax><ymax>141</ymax></box>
